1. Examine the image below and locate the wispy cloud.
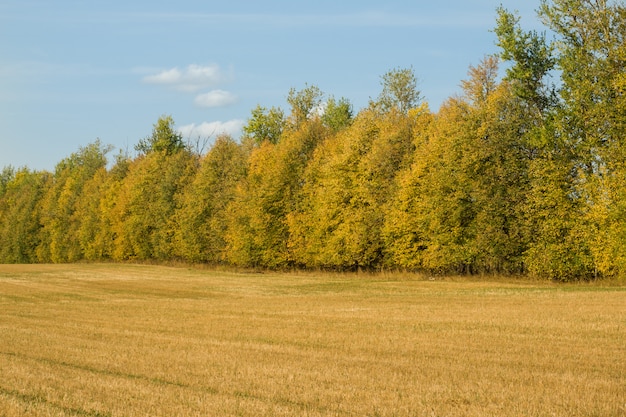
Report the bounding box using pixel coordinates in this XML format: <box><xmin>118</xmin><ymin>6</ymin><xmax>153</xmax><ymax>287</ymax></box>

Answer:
<box><xmin>194</xmin><ymin>90</ymin><xmax>238</xmax><ymax>108</ymax></box>
<box><xmin>178</xmin><ymin>119</ymin><xmax>245</xmax><ymax>139</ymax></box>
<box><xmin>0</xmin><ymin>6</ymin><xmax>491</xmax><ymax>29</ymax></box>
<box><xmin>142</xmin><ymin>64</ymin><xmax>229</xmax><ymax>92</ymax></box>
<box><xmin>132</xmin><ymin>10</ymin><xmax>495</xmax><ymax>29</ymax></box>
<box><xmin>3</xmin><ymin>5</ymin><xmax>528</xmax><ymax>32</ymax></box>
<box><xmin>2</xmin><ymin>60</ymin><xmax>127</xmax><ymax>78</ymax></box>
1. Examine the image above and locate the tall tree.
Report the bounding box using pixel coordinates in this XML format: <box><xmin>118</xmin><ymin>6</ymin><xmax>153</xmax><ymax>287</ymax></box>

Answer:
<box><xmin>135</xmin><ymin>115</ymin><xmax>186</xmax><ymax>156</ymax></box>
<box><xmin>226</xmin><ymin>119</ymin><xmax>326</xmax><ymax>268</ymax></box>
<box><xmin>36</xmin><ymin>140</ymin><xmax>111</xmax><ymax>262</ymax></box>
<box><xmin>173</xmin><ymin>135</ymin><xmax>247</xmax><ymax>263</ymax></box>
<box><xmin>112</xmin><ymin>117</ymin><xmax>196</xmax><ymax>260</ymax></box>
<box><xmin>0</xmin><ymin>168</ymin><xmax>48</xmax><ymax>263</ymax></box>
<box><xmin>74</xmin><ymin>165</ymin><xmax>109</xmax><ymax>260</ymax></box>
<box><xmin>112</xmin><ymin>149</ymin><xmax>197</xmax><ymax>261</ymax></box>
<box><xmin>385</xmin><ymin>57</ymin><xmax>532</xmax><ymax>274</ymax></box>
<box><xmin>537</xmin><ymin>0</ymin><xmax>626</xmax><ymax>278</ymax></box>
<box><xmin>289</xmin><ymin>106</ymin><xmax>417</xmax><ymax>269</ymax></box>
<box><xmin>242</xmin><ymin>105</ymin><xmax>285</xmax><ymax>145</ymax></box>
<box><xmin>322</xmin><ymin>96</ymin><xmax>353</xmax><ymax>133</ymax></box>
<box><xmin>286</xmin><ymin>84</ymin><xmax>324</xmax><ymax>128</ymax></box>
<box><xmin>389</xmin><ymin>98</ymin><xmax>477</xmax><ymax>273</ymax></box>
<box><xmin>373</xmin><ymin>67</ymin><xmax>422</xmax><ymax>114</ymax></box>
<box><xmin>81</xmin><ymin>151</ymin><xmax>131</xmax><ymax>261</ymax></box>
<box><xmin>494</xmin><ymin>3</ymin><xmax>597</xmax><ymax>279</ymax></box>
<box><xmin>494</xmin><ymin>7</ymin><xmax>556</xmax><ymax>112</ymax></box>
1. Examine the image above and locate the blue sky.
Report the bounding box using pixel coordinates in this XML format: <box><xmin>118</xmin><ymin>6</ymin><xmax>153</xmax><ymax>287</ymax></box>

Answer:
<box><xmin>1</xmin><ymin>0</ymin><xmax>542</xmax><ymax>171</ymax></box>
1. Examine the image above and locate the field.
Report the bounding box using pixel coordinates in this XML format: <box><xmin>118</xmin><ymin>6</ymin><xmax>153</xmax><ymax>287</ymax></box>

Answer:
<box><xmin>0</xmin><ymin>264</ymin><xmax>624</xmax><ymax>416</ymax></box>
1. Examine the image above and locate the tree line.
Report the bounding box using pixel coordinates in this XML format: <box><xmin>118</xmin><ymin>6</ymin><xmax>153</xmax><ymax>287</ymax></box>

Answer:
<box><xmin>1</xmin><ymin>0</ymin><xmax>625</xmax><ymax>281</ymax></box>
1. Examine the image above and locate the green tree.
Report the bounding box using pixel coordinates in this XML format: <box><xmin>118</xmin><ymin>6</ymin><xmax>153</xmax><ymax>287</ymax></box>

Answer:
<box><xmin>494</xmin><ymin>0</ymin><xmax>626</xmax><ymax>279</ymax></box>
<box><xmin>494</xmin><ymin>3</ymin><xmax>593</xmax><ymax>279</ymax></box>
<box><xmin>135</xmin><ymin>115</ymin><xmax>186</xmax><ymax>155</ymax></box>
<box><xmin>286</xmin><ymin>84</ymin><xmax>324</xmax><ymax>128</ymax></box>
<box><xmin>536</xmin><ymin>0</ymin><xmax>626</xmax><ymax>278</ymax></box>
<box><xmin>0</xmin><ymin>166</ymin><xmax>15</xmax><ymax>198</ymax></box>
<box><xmin>494</xmin><ymin>7</ymin><xmax>556</xmax><ymax>112</ymax></box>
<box><xmin>322</xmin><ymin>96</ymin><xmax>353</xmax><ymax>133</ymax></box>
<box><xmin>242</xmin><ymin>105</ymin><xmax>285</xmax><ymax>145</ymax></box>
<box><xmin>523</xmin><ymin>131</ymin><xmax>593</xmax><ymax>279</ymax></box>
<box><xmin>465</xmin><ymin>84</ymin><xmax>531</xmax><ymax>274</ymax></box>
<box><xmin>373</xmin><ymin>67</ymin><xmax>422</xmax><ymax>114</ymax></box>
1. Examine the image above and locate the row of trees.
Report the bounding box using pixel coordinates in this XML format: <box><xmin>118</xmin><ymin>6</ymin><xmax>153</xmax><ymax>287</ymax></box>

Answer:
<box><xmin>1</xmin><ymin>0</ymin><xmax>625</xmax><ymax>280</ymax></box>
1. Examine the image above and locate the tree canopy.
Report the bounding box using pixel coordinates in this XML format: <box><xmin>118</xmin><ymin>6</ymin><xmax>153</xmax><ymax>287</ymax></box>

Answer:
<box><xmin>1</xmin><ymin>1</ymin><xmax>625</xmax><ymax>281</ymax></box>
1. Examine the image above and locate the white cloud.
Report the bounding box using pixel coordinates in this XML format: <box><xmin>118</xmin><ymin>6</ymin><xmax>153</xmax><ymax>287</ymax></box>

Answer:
<box><xmin>142</xmin><ymin>64</ymin><xmax>227</xmax><ymax>92</ymax></box>
<box><xmin>143</xmin><ymin>67</ymin><xmax>182</xmax><ymax>84</ymax></box>
<box><xmin>194</xmin><ymin>90</ymin><xmax>238</xmax><ymax>108</ymax></box>
<box><xmin>178</xmin><ymin>119</ymin><xmax>245</xmax><ymax>139</ymax></box>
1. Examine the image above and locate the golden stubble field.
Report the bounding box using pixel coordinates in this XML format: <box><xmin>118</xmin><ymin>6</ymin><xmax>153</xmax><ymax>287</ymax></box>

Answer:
<box><xmin>0</xmin><ymin>264</ymin><xmax>624</xmax><ymax>417</ymax></box>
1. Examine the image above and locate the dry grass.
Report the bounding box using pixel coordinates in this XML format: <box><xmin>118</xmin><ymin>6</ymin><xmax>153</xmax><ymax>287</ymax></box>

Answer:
<box><xmin>0</xmin><ymin>264</ymin><xmax>624</xmax><ymax>416</ymax></box>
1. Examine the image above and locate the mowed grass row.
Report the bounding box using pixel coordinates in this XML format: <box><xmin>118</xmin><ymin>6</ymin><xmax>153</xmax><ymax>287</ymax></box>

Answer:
<box><xmin>0</xmin><ymin>264</ymin><xmax>624</xmax><ymax>416</ymax></box>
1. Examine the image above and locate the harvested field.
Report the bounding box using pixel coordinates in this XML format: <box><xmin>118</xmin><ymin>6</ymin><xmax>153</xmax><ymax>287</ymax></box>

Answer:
<box><xmin>0</xmin><ymin>264</ymin><xmax>624</xmax><ymax>416</ymax></box>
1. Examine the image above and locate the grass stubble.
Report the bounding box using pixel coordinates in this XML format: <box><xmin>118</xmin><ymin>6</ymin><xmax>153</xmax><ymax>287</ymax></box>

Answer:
<box><xmin>0</xmin><ymin>264</ymin><xmax>624</xmax><ymax>416</ymax></box>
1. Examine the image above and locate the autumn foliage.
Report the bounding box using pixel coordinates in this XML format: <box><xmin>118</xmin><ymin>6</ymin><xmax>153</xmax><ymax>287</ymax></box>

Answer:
<box><xmin>1</xmin><ymin>1</ymin><xmax>625</xmax><ymax>281</ymax></box>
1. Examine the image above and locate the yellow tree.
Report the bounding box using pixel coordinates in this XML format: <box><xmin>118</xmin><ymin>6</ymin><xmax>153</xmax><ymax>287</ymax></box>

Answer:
<box><xmin>0</xmin><ymin>168</ymin><xmax>48</xmax><ymax>263</ymax></box>
<box><xmin>173</xmin><ymin>135</ymin><xmax>247</xmax><ymax>263</ymax></box>
<box><xmin>112</xmin><ymin>149</ymin><xmax>197</xmax><ymax>261</ymax></box>
<box><xmin>289</xmin><ymin>106</ymin><xmax>417</xmax><ymax>269</ymax></box>
<box><xmin>73</xmin><ymin>165</ymin><xmax>108</xmax><ymax>260</ymax></box>
<box><xmin>226</xmin><ymin>85</ymin><xmax>328</xmax><ymax>268</ymax></box>
<box><xmin>226</xmin><ymin>120</ymin><xmax>326</xmax><ymax>268</ymax></box>
<box><xmin>385</xmin><ymin>57</ymin><xmax>533</xmax><ymax>274</ymax></box>
<box><xmin>35</xmin><ymin>140</ymin><xmax>111</xmax><ymax>262</ymax></box>
<box><xmin>82</xmin><ymin>152</ymin><xmax>131</xmax><ymax>261</ymax></box>
<box><xmin>592</xmin><ymin>33</ymin><xmax>626</xmax><ymax>277</ymax></box>
<box><xmin>289</xmin><ymin>70</ymin><xmax>421</xmax><ymax>270</ymax></box>
<box><xmin>111</xmin><ymin>117</ymin><xmax>197</xmax><ymax>261</ymax></box>
<box><xmin>393</xmin><ymin>97</ymin><xmax>477</xmax><ymax>273</ymax></box>
<box><xmin>380</xmin><ymin>107</ymin><xmax>434</xmax><ymax>270</ymax></box>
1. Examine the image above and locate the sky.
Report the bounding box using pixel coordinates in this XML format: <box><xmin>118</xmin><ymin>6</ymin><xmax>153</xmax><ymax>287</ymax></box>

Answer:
<box><xmin>1</xmin><ymin>0</ymin><xmax>544</xmax><ymax>171</ymax></box>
